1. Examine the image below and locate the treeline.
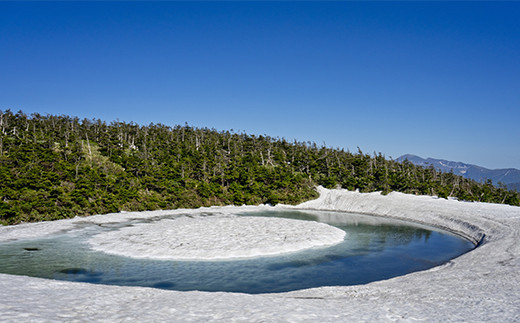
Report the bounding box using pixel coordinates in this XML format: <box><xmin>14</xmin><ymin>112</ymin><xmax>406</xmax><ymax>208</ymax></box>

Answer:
<box><xmin>1</xmin><ymin>110</ymin><xmax>518</xmax><ymax>224</ymax></box>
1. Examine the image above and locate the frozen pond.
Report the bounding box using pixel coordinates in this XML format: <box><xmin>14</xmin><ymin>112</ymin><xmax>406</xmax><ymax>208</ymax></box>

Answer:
<box><xmin>0</xmin><ymin>210</ymin><xmax>473</xmax><ymax>294</ymax></box>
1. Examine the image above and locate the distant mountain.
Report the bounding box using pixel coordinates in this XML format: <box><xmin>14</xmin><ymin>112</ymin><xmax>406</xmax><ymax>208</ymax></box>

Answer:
<box><xmin>397</xmin><ymin>154</ymin><xmax>520</xmax><ymax>191</ymax></box>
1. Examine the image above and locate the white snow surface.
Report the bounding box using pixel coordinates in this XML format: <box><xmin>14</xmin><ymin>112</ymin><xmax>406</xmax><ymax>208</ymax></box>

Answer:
<box><xmin>88</xmin><ymin>216</ymin><xmax>346</xmax><ymax>260</ymax></box>
<box><xmin>1</xmin><ymin>187</ymin><xmax>520</xmax><ymax>322</ymax></box>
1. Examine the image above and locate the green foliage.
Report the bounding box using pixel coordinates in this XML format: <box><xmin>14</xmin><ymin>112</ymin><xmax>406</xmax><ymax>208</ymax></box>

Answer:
<box><xmin>1</xmin><ymin>109</ymin><xmax>518</xmax><ymax>225</ymax></box>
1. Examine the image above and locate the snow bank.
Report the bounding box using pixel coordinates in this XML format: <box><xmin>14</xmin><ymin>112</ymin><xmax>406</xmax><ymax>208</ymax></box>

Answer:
<box><xmin>297</xmin><ymin>188</ymin><xmax>488</xmax><ymax>244</ymax></box>
<box><xmin>89</xmin><ymin>215</ymin><xmax>345</xmax><ymax>260</ymax></box>
<box><xmin>1</xmin><ymin>187</ymin><xmax>519</xmax><ymax>321</ymax></box>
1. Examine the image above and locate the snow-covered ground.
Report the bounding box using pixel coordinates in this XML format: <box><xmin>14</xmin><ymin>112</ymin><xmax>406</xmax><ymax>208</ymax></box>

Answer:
<box><xmin>1</xmin><ymin>187</ymin><xmax>519</xmax><ymax>322</ymax></box>
<box><xmin>89</xmin><ymin>216</ymin><xmax>345</xmax><ymax>260</ymax></box>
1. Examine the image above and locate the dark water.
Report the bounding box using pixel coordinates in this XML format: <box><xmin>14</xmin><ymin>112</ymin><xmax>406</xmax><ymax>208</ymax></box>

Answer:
<box><xmin>0</xmin><ymin>210</ymin><xmax>474</xmax><ymax>294</ymax></box>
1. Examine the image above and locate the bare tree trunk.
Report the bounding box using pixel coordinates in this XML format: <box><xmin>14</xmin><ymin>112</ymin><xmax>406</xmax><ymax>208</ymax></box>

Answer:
<box><xmin>85</xmin><ymin>133</ymin><xmax>92</xmax><ymax>162</ymax></box>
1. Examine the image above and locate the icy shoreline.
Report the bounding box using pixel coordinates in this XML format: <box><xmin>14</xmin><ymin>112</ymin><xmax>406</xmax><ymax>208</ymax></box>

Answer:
<box><xmin>1</xmin><ymin>187</ymin><xmax>519</xmax><ymax>321</ymax></box>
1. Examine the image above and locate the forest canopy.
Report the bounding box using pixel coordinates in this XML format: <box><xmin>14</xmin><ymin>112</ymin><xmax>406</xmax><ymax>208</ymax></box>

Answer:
<box><xmin>1</xmin><ymin>110</ymin><xmax>518</xmax><ymax>225</ymax></box>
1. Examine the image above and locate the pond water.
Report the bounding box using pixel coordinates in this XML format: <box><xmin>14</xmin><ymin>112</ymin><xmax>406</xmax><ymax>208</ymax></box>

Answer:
<box><xmin>0</xmin><ymin>210</ymin><xmax>474</xmax><ymax>294</ymax></box>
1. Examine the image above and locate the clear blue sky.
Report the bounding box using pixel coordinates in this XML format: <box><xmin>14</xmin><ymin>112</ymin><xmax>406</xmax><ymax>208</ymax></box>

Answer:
<box><xmin>1</xmin><ymin>1</ymin><xmax>519</xmax><ymax>169</ymax></box>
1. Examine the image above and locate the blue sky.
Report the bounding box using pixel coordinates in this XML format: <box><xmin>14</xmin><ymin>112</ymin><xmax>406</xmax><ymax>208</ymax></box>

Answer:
<box><xmin>1</xmin><ymin>1</ymin><xmax>519</xmax><ymax>169</ymax></box>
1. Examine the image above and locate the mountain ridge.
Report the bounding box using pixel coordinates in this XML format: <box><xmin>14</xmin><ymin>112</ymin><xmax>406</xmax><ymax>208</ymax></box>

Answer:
<box><xmin>1</xmin><ymin>110</ymin><xmax>519</xmax><ymax>224</ymax></box>
<box><xmin>397</xmin><ymin>154</ymin><xmax>520</xmax><ymax>191</ymax></box>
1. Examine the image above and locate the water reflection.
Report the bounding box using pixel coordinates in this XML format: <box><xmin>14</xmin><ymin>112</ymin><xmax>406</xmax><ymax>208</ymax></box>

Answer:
<box><xmin>248</xmin><ymin>210</ymin><xmax>434</xmax><ymax>253</ymax></box>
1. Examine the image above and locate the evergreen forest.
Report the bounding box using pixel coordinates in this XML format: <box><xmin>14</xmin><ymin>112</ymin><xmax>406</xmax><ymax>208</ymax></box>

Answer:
<box><xmin>1</xmin><ymin>110</ymin><xmax>519</xmax><ymax>225</ymax></box>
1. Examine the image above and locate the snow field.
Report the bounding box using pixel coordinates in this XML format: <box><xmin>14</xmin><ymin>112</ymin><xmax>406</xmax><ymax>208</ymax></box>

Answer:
<box><xmin>88</xmin><ymin>216</ymin><xmax>346</xmax><ymax>260</ymax></box>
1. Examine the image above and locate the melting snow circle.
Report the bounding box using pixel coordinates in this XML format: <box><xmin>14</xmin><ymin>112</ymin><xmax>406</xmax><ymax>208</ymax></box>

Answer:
<box><xmin>89</xmin><ymin>216</ymin><xmax>346</xmax><ymax>260</ymax></box>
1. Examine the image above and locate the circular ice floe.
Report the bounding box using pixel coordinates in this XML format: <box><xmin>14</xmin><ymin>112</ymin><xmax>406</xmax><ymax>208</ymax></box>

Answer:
<box><xmin>88</xmin><ymin>216</ymin><xmax>346</xmax><ymax>260</ymax></box>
